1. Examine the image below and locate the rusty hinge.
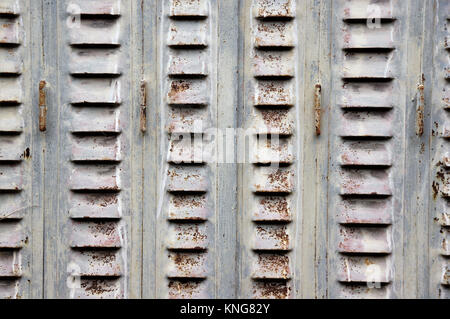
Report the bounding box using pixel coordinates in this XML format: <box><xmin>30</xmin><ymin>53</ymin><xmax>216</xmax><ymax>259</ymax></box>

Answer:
<box><xmin>314</xmin><ymin>83</ymin><xmax>322</xmax><ymax>136</ymax></box>
<box><xmin>39</xmin><ymin>80</ymin><xmax>47</xmax><ymax>132</ymax></box>
<box><xmin>140</xmin><ymin>80</ymin><xmax>147</xmax><ymax>133</ymax></box>
<box><xmin>416</xmin><ymin>82</ymin><xmax>425</xmax><ymax>136</ymax></box>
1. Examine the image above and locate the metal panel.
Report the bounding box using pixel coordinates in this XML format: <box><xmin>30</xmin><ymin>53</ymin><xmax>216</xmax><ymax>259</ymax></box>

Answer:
<box><xmin>0</xmin><ymin>0</ymin><xmax>448</xmax><ymax>299</ymax></box>
<box><xmin>154</xmin><ymin>0</ymin><xmax>218</xmax><ymax>299</ymax></box>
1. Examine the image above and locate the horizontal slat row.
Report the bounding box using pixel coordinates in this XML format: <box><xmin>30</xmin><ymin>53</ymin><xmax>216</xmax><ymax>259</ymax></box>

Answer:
<box><xmin>334</xmin><ymin>0</ymin><xmax>398</xmax><ymax>298</ymax></box>
<box><xmin>248</xmin><ymin>0</ymin><xmax>297</xmax><ymax>299</ymax></box>
<box><xmin>66</xmin><ymin>1</ymin><xmax>125</xmax><ymax>299</ymax></box>
<box><xmin>164</xmin><ymin>0</ymin><xmax>213</xmax><ymax>299</ymax></box>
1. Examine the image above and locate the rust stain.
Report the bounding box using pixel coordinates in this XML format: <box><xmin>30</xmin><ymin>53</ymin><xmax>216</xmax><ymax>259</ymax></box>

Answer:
<box><xmin>168</xmin><ymin>280</ymin><xmax>202</xmax><ymax>299</ymax></box>
<box><xmin>256</xmin><ymin>0</ymin><xmax>292</xmax><ymax>18</ymax></box>
<box><xmin>265</xmin><ymin>169</ymin><xmax>292</xmax><ymax>193</ymax></box>
<box><xmin>256</xmin><ymin>225</ymin><xmax>289</xmax><ymax>249</ymax></box>
<box><xmin>256</xmin><ymin>254</ymin><xmax>290</xmax><ymax>279</ymax></box>
<box><xmin>259</xmin><ymin>197</ymin><xmax>290</xmax><ymax>221</ymax></box>
<box><xmin>81</xmin><ymin>279</ymin><xmax>116</xmax><ymax>296</ymax></box>
<box><xmin>168</xmin><ymin>80</ymin><xmax>191</xmax><ymax>99</ymax></box>
<box><xmin>253</xmin><ymin>281</ymin><xmax>291</xmax><ymax>299</ymax></box>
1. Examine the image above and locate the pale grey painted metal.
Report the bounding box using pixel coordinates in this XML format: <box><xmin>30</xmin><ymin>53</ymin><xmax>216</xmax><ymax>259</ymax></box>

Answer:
<box><xmin>141</xmin><ymin>0</ymin><xmax>157</xmax><ymax>299</ymax></box>
<box><xmin>404</xmin><ymin>0</ymin><xmax>430</xmax><ymax>299</ymax></box>
<box><xmin>0</xmin><ymin>0</ymin><xmax>448</xmax><ymax>299</ymax></box>
<box><xmin>299</xmin><ymin>0</ymin><xmax>331</xmax><ymax>299</ymax></box>
<box><xmin>215</xmin><ymin>0</ymin><xmax>240</xmax><ymax>299</ymax></box>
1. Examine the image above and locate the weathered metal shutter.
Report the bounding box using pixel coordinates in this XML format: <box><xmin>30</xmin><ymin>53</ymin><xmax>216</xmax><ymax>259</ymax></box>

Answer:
<box><xmin>0</xmin><ymin>0</ymin><xmax>449</xmax><ymax>299</ymax></box>
<box><xmin>44</xmin><ymin>0</ymin><xmax>133</xmax><ymax>298</ymax></box>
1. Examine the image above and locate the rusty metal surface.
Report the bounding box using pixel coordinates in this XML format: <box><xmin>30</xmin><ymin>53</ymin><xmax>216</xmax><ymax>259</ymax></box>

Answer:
<box><xmin>0</xmin><ymin>0</ymin><xmax>449</xmax><ymax>299</ymax></box>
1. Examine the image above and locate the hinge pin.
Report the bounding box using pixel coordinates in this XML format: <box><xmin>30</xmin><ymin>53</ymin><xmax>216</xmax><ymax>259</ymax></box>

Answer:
<box><xmin>416</xmin><ymin>83</ymin><xmax>425</xmax><ymax>136</ymax></box>
<box><xmin>140</xmin><ymin>80</ymin><xmax>147</xmax><ymax>133</ymax></box>
<box><xmin>314</xmin><ymin>83</ymin><xmax>322</xmax><ymax>136</ymax></box>
<box><xmin>39</xmin><ymin>80</ymin><xmax>47</xmax><ymax>132</ymax></box>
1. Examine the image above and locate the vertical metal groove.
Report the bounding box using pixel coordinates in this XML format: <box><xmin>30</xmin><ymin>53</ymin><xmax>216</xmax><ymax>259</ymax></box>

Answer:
<box><xmin>215</xmin><ymin>0</ymin><xmax>239</xmax><ymax>298</ymax></box>
<box><xmin>33</xmin><ymin>0</ymin><xmax>45</xmax><ymax>299</ymax></box>
<box><xmin>402</xmin><ymin>0</ymin><xmax>430</xmax><ymax>299</ymax></box>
